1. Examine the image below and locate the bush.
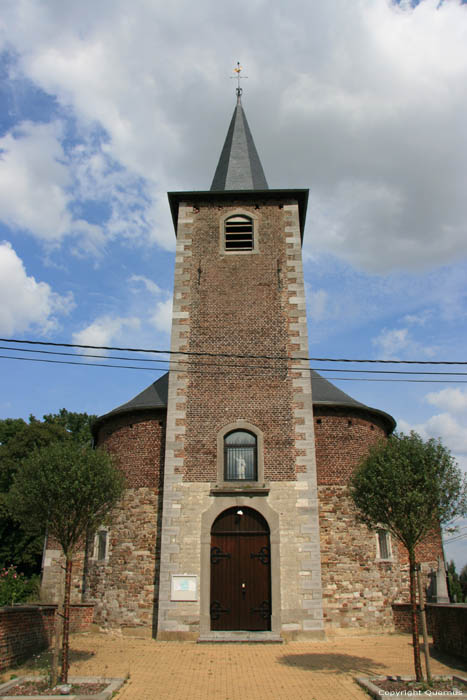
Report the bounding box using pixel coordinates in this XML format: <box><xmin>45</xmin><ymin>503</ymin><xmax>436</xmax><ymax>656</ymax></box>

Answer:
<box><xmin>0</xmin><ymin>565</ymin><xmax>40</xmax><ymax>606</ymax></box>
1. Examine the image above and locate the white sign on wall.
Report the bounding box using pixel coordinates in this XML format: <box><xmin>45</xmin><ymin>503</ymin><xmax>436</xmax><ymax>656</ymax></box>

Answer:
<box><xmin>170</xmin><ymin>575</ymin><xmax>198</xmax><ymax>601</ymax></box>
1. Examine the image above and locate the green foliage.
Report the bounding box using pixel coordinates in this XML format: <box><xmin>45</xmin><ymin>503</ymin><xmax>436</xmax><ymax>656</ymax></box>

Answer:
<box><xmin>460</xmin><ymin>564</ymin><xmax>467</xmax><ymax>601</ymax></box>
<box><xmin>351</xmin><ymin>431</ymin><xmax>466</xmax><ymax>682</ymax></box>
<box><xmin>42</xmin><ymin>409</ymin><xmax>97</xmax><ymax>446</ymax></box>
<box><xmin>0</xmin><ymin>565</ymin><xmax>40</xmax><ymax>606</ymax></box>
<box><xmin>447</xmin><ymin>560</ymin><xmax>464</xmax><ymax>602</ymax></box>
<box><xmin>8</xmin><ymin>441</ymin><xmax>125</xmax><ymax>558</ymax></box>
<box><xmin>350</xmin><ymin>431</ymin><xmax>467</xmax><ymax>555</ymax></box>
<box><xmin>0</xmin><ymin>420</ymin><xmax>71</xmax><ymax>576</ymax></box>
<box><xmin>0</xmin><ymin>410</ymin><xmax>97</xmax><ymax>576</ymax></box>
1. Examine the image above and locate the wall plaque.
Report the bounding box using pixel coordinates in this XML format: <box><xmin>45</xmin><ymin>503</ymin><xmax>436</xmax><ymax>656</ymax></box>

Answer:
<box><xmin>170</xmin><ymin>574</ymin><xmax>198</xmax><ymax>601</ymax></box>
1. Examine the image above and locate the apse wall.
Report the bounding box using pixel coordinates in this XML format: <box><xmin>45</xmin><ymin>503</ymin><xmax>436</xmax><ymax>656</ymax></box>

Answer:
<box><xmin>314</xmin><ymin>407</ymin><xmax>442</xmax><ymax>632</ymax></box>
<box><xmin>87</xmin><ymin>409</ymin><xmax>166</xmax><ymax>630</ymax></box>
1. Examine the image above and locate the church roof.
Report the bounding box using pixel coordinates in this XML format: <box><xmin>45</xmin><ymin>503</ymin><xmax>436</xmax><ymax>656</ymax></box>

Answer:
<box><xmin>92</xmin><ymin>370</ymin><xmax>395</xmax><ymax>436</ymax></box>
<box><xmin>210</xmin><ymin>97</ymin><xmax>269</xmax><ymax>191</ymax></box>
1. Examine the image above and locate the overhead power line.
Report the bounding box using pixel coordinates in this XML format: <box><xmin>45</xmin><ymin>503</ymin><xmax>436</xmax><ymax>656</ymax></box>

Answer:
<box><xmin>3</xmin><ymin>353</ymin><xmax>467</xmax><ymax>383</ymax></box>
<box><xmin>1</xmin><ymin>337</ymin><xmax>467</xmax><ymax>366</ymax></box>
<box><xmin>3</xmin><ymin>345</ymin><xmax>467</xmax><ymax>377</ymax></box>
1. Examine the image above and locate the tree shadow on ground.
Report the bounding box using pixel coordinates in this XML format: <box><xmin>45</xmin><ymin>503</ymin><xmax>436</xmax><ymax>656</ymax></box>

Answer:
<box><xmin>278</xmin><ymin>653</ymin><xmax>386</xmax><ymax>675</ymax></box>
<box><xmin>20</xmin><ymin>647</ymin><xmax>96</xmax><ymax>672</ymax></box>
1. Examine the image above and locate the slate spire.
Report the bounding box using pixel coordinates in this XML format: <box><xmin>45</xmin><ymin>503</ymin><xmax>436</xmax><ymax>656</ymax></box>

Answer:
<box><xmin>210</xmin><ymin>87</ymin><xmax>269</xmax><ymax>191</ymax></box>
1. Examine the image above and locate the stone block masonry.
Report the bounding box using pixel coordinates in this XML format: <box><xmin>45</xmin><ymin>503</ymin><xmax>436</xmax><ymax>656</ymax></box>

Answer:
<box><xmin>41</xmin><ymin>410</ymin><xmax>166</xmax><ymax>632</ymax></box>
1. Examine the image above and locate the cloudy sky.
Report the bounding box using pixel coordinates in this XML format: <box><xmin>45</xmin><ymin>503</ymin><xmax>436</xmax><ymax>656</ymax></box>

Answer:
<box><xmin>0</xmin><ymin>0</ymin><xmax>466</xmax><ymax>568</ymax></box>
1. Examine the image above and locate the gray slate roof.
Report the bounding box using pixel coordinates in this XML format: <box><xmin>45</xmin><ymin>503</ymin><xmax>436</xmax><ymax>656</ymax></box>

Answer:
<box><xmin>93</xmin><ymin>370</ymin><xmax>395</xmax><ymax>435</ymax></box>
<box><xmin>210</xmin><ymin>98</ymin><xmax>269</xmax><ymax>191</ymax></box>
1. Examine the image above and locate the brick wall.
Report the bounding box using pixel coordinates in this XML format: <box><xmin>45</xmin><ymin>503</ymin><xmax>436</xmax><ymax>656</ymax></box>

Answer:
<box><xmin>314</xmin><ymin>408</ymin><xmax>387</xmax><ymax>485</ymax></box>
<box><xmin>97</xmin><ymin>409</ymin><xmax>166</xmax><ymax>488</ymax></box>
<box><xmin>393</xmin><ymin>603</ymin><xmax>467</xmax><ymax>660</ymax></box>
<box><xmin>181</xmin><ymin>200</ymin><xmax>298</xmax><ymax>483</ymax></box>
<box><xmin>392</xmin><ymin>603</ymin><xmax>434</xmax><ymax>635</ymax></box>
<box><xmin>0</xmin><ymin>604</ymin><xmax>93</xmax><ymax>671</ymax></box>
<box><xmin>430</xmin><ymin>604</ymin><xmax>467</xmax><ymax>660</ymax></box>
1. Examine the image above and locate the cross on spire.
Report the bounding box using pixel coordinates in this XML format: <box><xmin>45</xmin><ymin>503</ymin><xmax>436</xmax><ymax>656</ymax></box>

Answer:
<box><xmin>231</xmin><ymin>62</ymin><xmax>247</xmax><ymax>103</ymax></box>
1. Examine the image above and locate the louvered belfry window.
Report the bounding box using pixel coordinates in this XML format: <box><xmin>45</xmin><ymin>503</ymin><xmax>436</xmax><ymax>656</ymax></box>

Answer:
<box><xmin>224</xmin><ymin>430</ymin><xmax>257</xmax><ymax>480</ymax></box>
<box><xmin>224</xmin><ymin>215</ymin><xmax>254</xmax><ymax>251</ymax></box>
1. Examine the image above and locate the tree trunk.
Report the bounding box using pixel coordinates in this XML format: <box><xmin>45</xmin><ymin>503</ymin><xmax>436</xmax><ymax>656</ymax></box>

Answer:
<box><xmin>409</xmin><ymin>550</ymin><xmax>423</xmax><ymax>682</ymax></box>
<box><xmin>417</xmin><ymin>564</ymin><xmax>432</xmax><ymax>682</ymax></box>
<box><xmin>60</xmin><ymin>557</ymin><xmax>73</xmax><ymax>684</ymax></box>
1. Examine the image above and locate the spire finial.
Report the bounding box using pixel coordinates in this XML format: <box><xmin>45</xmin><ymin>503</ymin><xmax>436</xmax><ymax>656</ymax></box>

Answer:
<box><xmin>231</xmin><ymin>62</ymin><xmax>247</xmax><ymax>103</ymax></box>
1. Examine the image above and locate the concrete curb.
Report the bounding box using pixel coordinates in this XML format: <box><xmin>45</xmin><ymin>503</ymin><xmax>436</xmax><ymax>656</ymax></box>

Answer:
<box><xmin>0</xmin><ymin>675</ymin><xmax>125</xmax><ymax>699</ymax></box>
<box><xmin>355</xmin><ymin>675</ymin><xmax>467</xmax><ymax>699</ymax></box>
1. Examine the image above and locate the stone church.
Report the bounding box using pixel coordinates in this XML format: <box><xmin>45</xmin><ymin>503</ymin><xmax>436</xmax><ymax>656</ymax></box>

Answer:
<box><xmin>42</xmin><ymin>88</ymin><xmax>443</xmax><ymax>640</ymax></box>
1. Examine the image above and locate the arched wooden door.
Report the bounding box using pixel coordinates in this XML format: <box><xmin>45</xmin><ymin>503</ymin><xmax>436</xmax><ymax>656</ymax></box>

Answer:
<box><xmin>210</xmin><ymin>507</ymin><xmax>271</xmax><ymax>631</ymax></box>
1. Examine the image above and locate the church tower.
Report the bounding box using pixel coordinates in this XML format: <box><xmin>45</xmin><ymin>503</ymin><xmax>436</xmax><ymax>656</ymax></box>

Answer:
<box><xmin>157</xmin><ymin>82</ymin><xmax>324</xmax><ymax>640</ymax></box>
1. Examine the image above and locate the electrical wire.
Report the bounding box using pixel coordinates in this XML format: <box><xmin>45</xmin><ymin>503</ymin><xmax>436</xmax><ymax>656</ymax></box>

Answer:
<box><xmin>3</xmin><ymin>353</ymin><xmax>467</xmax><ymax>383</ymax></box>
<box><xmin>3</xmin><ymin>344</ymin><xmax>467</xmax><ymax>377</ymax></box>
<box><xmin>1</xmin><ymin>337</ymin><xmax>467</xmax><ymax>365</ymax></box>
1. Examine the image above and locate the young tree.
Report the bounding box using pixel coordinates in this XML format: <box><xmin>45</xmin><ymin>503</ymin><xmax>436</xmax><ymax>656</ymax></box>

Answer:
<box><xmin>8</xmin><ymin>441</ymin><xmax>125</xmax><ymax>684</ymax></box>
<box><xmin>0</xmin><ymin>411</ymin><xmax>97</xmax><ymax>576</ymax></box>
<box><xmin>350</xmin><ymin>431</ymin><xmax>466</xmax><ymax>682</ymax></box>
<box><xmin>0</xmin><ymin>419</ymin><xmax>71</xmax><ymax>575</ymax></box>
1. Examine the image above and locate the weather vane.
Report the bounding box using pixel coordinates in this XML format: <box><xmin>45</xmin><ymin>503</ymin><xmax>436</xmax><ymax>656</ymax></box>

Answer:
<box><xmin>231</xmin><ymin>62</ymin><xmax>248</xmax><ymax>101</ymax></box>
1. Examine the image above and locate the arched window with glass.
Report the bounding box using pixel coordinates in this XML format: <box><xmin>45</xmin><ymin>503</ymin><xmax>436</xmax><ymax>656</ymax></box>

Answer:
<box><xmin>224</xmin><ymin>430</ymin><xmax>257</xmax><ymax>481</ymax></box>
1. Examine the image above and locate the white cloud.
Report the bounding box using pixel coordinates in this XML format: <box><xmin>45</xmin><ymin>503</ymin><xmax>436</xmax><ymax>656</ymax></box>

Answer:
<box><xmin>372</xmin><ymin>326</ymin><xmax>437</xmax><ymax>360</ymax></box>
<box><xmin>129</xmin><ymin>275</ymin><xmax>162</xmax><ymax>296</ymax></box>
<box><xmin>150</xmin><ymin>298</ymin><xmax>173</xmax><ymax>335</ymax></box>
<box><xmin>73</xmin><ymin>315</ymin><xmax>141</xmax><ymax>355</ymax></box>
<box><xmin>403</xmin><ymin>311</ymin><xmax>432</xmax><ymax>326</ymax></box>
<box><xmin>0</xmin><ymin>121</ymin><xmax>72</xmax><ymax>241</ymax></box>
<box><xmin>400</xmin><ymin>411</ymin><xmax>467</xmax><ymax>458</ymax></box>
<box><xmin>0</xmin><ymin>240</ymin><xmax>73</xmax><ymax>335</ymax></box>
<box><xmin>426</xmin><ymin>387</ymin><xmax>467</xmax><ymax>414</ymax></box>
<box><xmin>1</xmin><ymin>0</ymin><xmax>466</xmax><ymax>269</ymax></box>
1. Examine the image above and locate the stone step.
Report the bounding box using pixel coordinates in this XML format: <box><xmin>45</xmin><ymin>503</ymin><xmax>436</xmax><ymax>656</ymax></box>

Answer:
<box><xmin>197</xmin><ymin>631</ymin><xmax>283</xmax><ymax>644</ymax></box>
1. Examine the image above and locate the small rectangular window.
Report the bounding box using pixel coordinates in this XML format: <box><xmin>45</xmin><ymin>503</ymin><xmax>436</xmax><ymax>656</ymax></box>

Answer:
<box><xmin>97</xmin><ymin>530</ymin><xmax>108</xmax><ymax>561</ymax></box>
<box><xmin>377</xmin><ymin>529</ymin><xmax>390</xmax><ymax>560</ymax></box>
<box><xmin>225</xmin><ymin>216</ymin><xmax>253</xmax><ymax>251</ymax></box>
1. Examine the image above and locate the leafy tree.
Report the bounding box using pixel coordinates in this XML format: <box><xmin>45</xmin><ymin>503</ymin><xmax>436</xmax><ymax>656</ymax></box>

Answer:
<box><xmin>350</xmin><ymin>431</ymin><xmax>467</xmax><ymax>682</ymax></box>
<box><xmin>447</xmin><ymin>560</ymin><xmax>463</xmax><ymax>603</ymax></box>
<box><xmin>42</xmin><ymin>409</ymin><xmax>97</xmax><ymax>446</ymax></box>
<box><xmin>0</xmin><ymin>420</ymin><xmax>71</xmax><ymax>576</ymax></box>
<box><xmin>0</xmin><ymin>411</ymin><xmax>97</xmax><ymax>576</ymax></box>
<box><xmin>8</xmin><ymin>440</ymin><xmax>125</xmax><ymax>684</ymax></box>
<box><xmin>460</xmin><ymin>564</ymin><xmax>467</xmax><ymax>602</ymax></box>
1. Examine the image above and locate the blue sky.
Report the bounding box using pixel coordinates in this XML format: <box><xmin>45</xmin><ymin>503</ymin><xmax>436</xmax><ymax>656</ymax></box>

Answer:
<box><xmin>0</xmin><ymin>0</ymin><xmax>466</xmax><ymax>569</ymax></box>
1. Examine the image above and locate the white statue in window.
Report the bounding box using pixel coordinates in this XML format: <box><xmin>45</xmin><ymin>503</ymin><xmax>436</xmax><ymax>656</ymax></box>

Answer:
<box><xmin>236</xmin><ymin>455</ymin><xmax>247</xmax><ymax>479</ymax></box>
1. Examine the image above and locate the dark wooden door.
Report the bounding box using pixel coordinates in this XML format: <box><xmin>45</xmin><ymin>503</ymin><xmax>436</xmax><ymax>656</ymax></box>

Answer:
<box><xmin>210</xmin><ymin>507</ymin><xmax>271</xmax><ymax>631</ymax></box>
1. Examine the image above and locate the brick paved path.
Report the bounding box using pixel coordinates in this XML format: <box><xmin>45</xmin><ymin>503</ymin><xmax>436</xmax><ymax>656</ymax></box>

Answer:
<box><xmin>4</xmin><ymin>633</ymin><xmax>466</xmax><ymax>700</ymax></box>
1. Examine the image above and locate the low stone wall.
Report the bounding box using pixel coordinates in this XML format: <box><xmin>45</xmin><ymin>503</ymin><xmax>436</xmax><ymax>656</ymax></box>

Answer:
<box><xmin>430</xmin><ymin>604</ymin><xmax>467</xmax><ymax>660</ymax></box>
<box><xmin>392</xmin><ymin>602</ymin><xmax>467</xmax><ymax>660</ymax></box>
<box><xmin>0</xmin><ymin>604</ymin><xmax>94</xmax><ymax>672</ymax></box>
<box><xmin>392</xmin><ymin>603</ymin><xmax>433</xmax><ymax>635</ymax></box>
